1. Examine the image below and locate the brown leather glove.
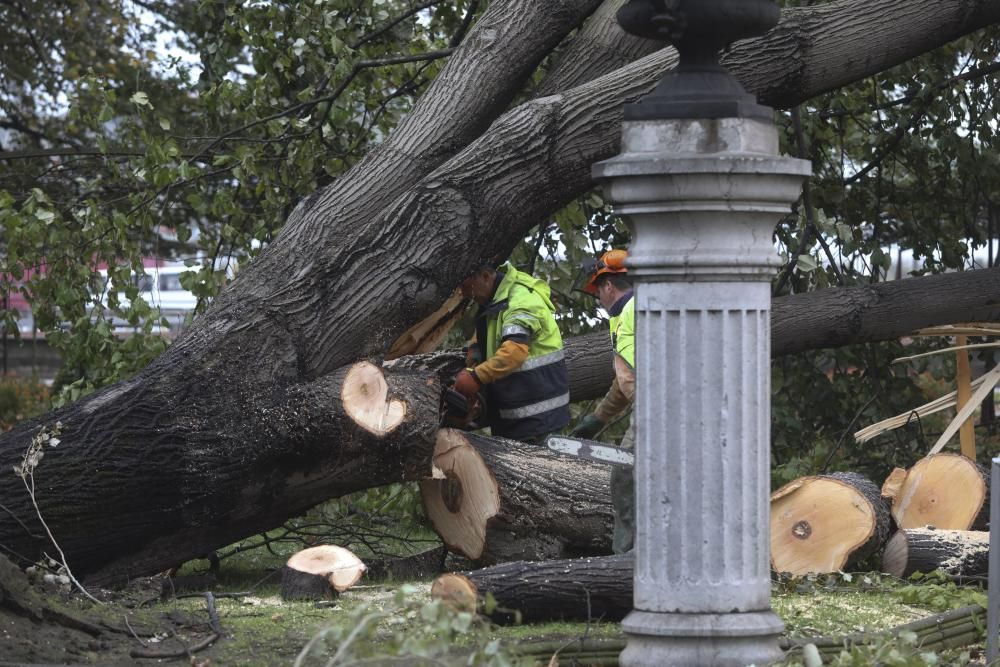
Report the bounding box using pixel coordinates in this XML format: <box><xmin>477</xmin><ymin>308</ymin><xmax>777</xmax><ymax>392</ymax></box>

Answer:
<box><xmin>453</xmin><ymin>368</ymin><xmax>481</xmax><ymax>397</ymax></box>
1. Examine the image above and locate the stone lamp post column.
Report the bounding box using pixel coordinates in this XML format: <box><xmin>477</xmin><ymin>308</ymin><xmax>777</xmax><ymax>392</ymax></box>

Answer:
<box><xmin>591</xmin><ymin>2</ymin><xmax>811</xmax><ymax>665</ymax></box>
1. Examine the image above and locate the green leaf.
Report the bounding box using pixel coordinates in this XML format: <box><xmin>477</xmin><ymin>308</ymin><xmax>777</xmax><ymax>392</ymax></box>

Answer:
<box><xmin>795</xmin><ymin>254</ymin><xmax>819</xmax><ymax>273</ymax></box>
<box><xmin>130</xmin><ymin>91</ymin><xmax>151</xmax><ymax>107</ymax></box>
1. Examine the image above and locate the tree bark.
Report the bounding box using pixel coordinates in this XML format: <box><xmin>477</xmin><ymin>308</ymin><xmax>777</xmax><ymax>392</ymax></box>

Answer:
<box><xmin>420</xmin><ymin>429</ymin><xmax>613</xmax><ymax>565</ymax></box>
<box><xmin>882</xmin><ymin>528</ymin><xmax>990</xmax><ymax>578</ymax></box>
<box><xmin>0</xmin><ymin>362</ymin><xmax>440</xmax><ymax>586</ymax></box>
<box><xmin>433</xmin><ymin>553</ymin><xmax>634</xmax><ymax>624</ymax></box>
<box><xmin>0</xmin><ymin>0</ymin><xmax>997</xmax><ymax>585</ymax></box>
<box><xmin>770</xmin><ymin>472</ymin><xmax>891</xmax><ymax>576</ymax></box>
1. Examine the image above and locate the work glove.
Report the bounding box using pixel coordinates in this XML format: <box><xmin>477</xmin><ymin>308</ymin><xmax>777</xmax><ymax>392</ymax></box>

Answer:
<box><xmin>570</xmin><ymin>413</ymin><xmax>604</xmax><ymax>439</ymax></box>
<box><xmin>453</xmin><ymin>368</ymin><xmax>481</xmax><ymax>397</ymax></box>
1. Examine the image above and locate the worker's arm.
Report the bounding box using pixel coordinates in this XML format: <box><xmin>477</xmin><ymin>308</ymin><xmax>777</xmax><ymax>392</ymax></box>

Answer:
<box><xmin>594</xmin><ymin>355</ymin><xmax>635</xmax><ymax>422</ymax></box>
<box><xmin>472</xmin><ymin>339</ymin><xmax>530</xmax><ymax>383</ymax></box>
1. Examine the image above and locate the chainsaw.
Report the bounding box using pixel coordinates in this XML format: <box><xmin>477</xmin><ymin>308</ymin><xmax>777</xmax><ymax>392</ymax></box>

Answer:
<box><xmin>544</xmin><ymin>435</ymin><xmax>634</xmax><ymax>468</ymax></box>
<box><xmin>440</xmin><ymin>385</ymin><xmax>484</xmax><ymax>429</ymax></box>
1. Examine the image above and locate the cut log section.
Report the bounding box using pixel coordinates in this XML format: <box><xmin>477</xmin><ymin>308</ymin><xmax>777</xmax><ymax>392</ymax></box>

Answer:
<box><xmin>420</xmin><ymin>429</ymin><xmax>614</xmax><ymax>565</ymax></box>
<box><xmin>431</xmin><ymin>554</ymin><xmax>634</xmax><ymax>624</ymax></box>
<box><xmin>882</xmin><ymin>528</ymin><xmax>990</xmax><ymax>578</ymax></box>
<box><xmin>881</xmin><ymin>453</ymin><xmax>989</xmax><ymax>530</ymax></box>
<box><xmin>770</xmin><ymin>472</ymin><xmax>891</xmax><ymax>575</ymax></box>
<box><xmin>280</xmin><ymin>545</ymin><xmax>366</xmax><ymax>601</ymax></box>
<box><xmin>342</xmin><ymin>362</ymin><xmax>409</xmax><ymax>436</ymax></box>
<box><xmin>430</xmin><ymin>572</ymin><xmax>478</xmax><ymax>613</ymax></box>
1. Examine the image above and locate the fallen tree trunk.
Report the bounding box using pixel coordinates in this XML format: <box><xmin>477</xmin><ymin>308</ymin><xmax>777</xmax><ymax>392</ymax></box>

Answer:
<box><xmin>1</xmin><ymin>361</ymin><xmax>440</xmax><ymax>587</ymax></box>
<box><xmin>770</xmin><ymin>472</ymin><xmax>891</xmax><ymax>576</ymax></box>
<box><xmin>882</xmin><ymin>527</ymin><xmax>990</xmax><ymax>578</ymax></box>
<box><xmin>420</xmin><ymin>429</ymin><xmax>613</xmax><ymax>565</ymax></box>
<box><xmin>431</xmin><ymin>554</ymin><xmax>633</xmax><ymax>624</ymax></box>
<box><xmin>394</xmin><ymin>268</ymin><xmax>1000</xmax><ymax>404</ymax></box>
<box><xmin>881</xmin><ymin>454</ymin><xmax>989</xmax><ymax>531</ymax></box>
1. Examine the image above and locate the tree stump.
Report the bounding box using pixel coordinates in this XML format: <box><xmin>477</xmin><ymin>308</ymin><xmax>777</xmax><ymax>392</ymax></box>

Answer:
<box><xmin>770</xmin><ymin>472</ymin><xmax>891</xmax><ymax>575</ymax></box>
<box><xmin>419</xmin><ymin>429</ymin><xmax>613</xmax><ymax>565</ymax></box>
<box><xmin>280</xmin><ymin>545</ymin><xmax>366</xmax><ymax>601</ymax></box>
<box><xmin>431</xmin><ymin>554</ymin><xmax>634</xmax><ymax>624</ymax></box>
<box><xmin>881</xmin><ymin>453</ymin><xmax>989</xmax><ymax>530</ymax></box>
<box><xmin>882</xmin><ymin>527</ymin><xmax>990</xmax><ymax>578</ymax></box>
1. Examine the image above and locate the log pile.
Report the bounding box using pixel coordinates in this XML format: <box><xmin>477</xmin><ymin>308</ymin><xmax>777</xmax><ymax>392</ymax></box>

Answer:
<box><xmin>768</xmin><ymin>453</ymin><xmax>992</xmax><ymax>578</ymax></box>
<box><xmin>420</xmin><ymin>429</ymin><xmax>613</xmax><ymax>565</ymax></box>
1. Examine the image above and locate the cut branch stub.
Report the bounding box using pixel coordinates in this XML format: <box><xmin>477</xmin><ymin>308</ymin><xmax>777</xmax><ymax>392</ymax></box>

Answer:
<box><xmin>420</xmin><ymin>430</ymin><xmax>501</xmax><ymax>561</ymax></box>
<box><xmin>342</xmin><ymin>362</ymin><xmax>408</xmax><ymax>436</ymax></box>
<box><xmin>770</xmin><ymin>472</ymin><xmax>891</xmax><ymax>576</ymax></box>
<box><xmin>280</xmin><ymin>545</ymin><xmax>367</xmax><ymax>601</ymax></box>
<box><xmin>880</xmin><ymin>453</ymin><xmax>989</xmax><ymax>530</ymax></box>
<box><xmin>430</xmin><ymin>572</ymin><xmax>478</xmax><ymax>613</ymax></box>
<box><xmin>882</xmin><ymin>527</ymin><xmax>990</xmax><ymax>578</ymax></box>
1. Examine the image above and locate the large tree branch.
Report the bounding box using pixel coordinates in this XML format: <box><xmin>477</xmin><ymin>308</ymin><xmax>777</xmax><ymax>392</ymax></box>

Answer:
<box><xmin>297</xmin><ymin>0</ymin><xmax>1000</xmax><ymax>379</ymax></box>
<box><xmin>559</xmin><ymin>267</ymin><xmax>1000</xmax><ymax>402</ymax></box>
<box><xmin>268</xmin><ymin>0</ymin><xmax>604</xmax><ymax>251</ymax></box>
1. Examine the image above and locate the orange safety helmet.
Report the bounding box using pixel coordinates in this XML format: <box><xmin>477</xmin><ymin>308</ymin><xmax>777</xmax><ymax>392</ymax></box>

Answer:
<box><xmin>579</xmin><ymin>249</ymin><xmax>628</xmax><ymax>295</ymax></box>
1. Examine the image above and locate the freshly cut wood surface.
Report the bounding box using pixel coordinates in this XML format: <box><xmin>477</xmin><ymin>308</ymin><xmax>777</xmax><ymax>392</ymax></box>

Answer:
<box><xmin>342</xmin><ymin>362</ymin><xmax>408</xmax><ymax>436</ymax></box>
<box><xmin>420</xmin><ymin>430</ymin><xmax>502</xmax><ymax>561</ymax></box>
<box><xmin>882</xmin><ymin>528</ymin><xmax>990</xmax><ymax>578</ymax></box>
<box><xmin>430</xmin><ymin>572</ymin><xmax>478</xmax><ymax>613</ymax></box>
<box><xmin>881</xmin><ymin>453</ymin><xmax>988</xmax><ymax>530</ymax></box>
<box><xmin>420</xmin><ymin>429</ymin><xmax>613</xmax><ymax>565</ymax></box>
<box><xmin>284</xmin><ymin>545</ymin><xmax>366</xmax><ymax>593</ymax></box>
<box><xmin>770</xmin><ymin>472</ymin><xmax>890</xmax><ymax>575</ymax></box>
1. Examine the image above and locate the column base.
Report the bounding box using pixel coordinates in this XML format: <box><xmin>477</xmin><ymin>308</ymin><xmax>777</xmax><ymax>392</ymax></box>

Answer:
<box><xmin>619</xmin><ymin>609</ymin><xmax>785</xmax><ymax>667</ymax></box>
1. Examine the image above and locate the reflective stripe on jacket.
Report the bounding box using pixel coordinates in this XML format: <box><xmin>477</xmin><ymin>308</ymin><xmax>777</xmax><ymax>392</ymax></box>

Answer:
<box><xmin>476</xmin><ymin>263</ymin><xmax>570</xmax><ymax>440</ymax></box>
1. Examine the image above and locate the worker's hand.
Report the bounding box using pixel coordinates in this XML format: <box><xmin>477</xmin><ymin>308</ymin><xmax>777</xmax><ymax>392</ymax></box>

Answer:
<box><xmin>453</xmin><ymin>368</ymin><xmax>481</xmax><ymax>397</ymax></box>
<box><xmin>570</xmin><ymin>414</ymin><xmax>604</xmax><ymax>439</ymax></box>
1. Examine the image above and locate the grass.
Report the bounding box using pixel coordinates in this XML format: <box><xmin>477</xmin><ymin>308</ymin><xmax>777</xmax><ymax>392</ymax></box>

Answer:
<box><xmin>143</xmin><ymin>549</ymin><xmax>988</xmax><ymax>667</ymax></box>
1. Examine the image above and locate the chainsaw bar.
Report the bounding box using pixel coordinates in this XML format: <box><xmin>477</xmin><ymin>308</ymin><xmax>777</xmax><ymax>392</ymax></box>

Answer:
<box><xmin>545</xmin><ymin>436</ymin><xmax>634</xmax><ymax>468</ymax></box>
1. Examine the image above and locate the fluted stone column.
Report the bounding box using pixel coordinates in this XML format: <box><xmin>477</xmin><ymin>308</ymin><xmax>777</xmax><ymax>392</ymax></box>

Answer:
<box><xmin>591</xmin><ymin>2</ymin><xmax>811</xmax><ymax>664</ymax></box>
<box><xmin>594</xmin><ymin>115</ymin><xmax>809</xmax><ymax>666</ymax></box>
